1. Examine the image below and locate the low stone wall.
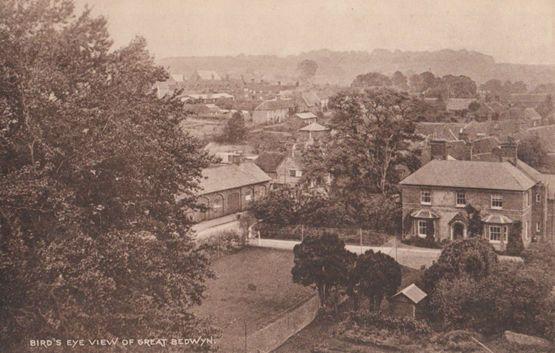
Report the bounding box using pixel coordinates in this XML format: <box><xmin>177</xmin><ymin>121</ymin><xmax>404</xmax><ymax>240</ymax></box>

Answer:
<box><xmin>230</xmin><ymin>295</ymin><xmax>320</xmax><ymax>353</ymax></box>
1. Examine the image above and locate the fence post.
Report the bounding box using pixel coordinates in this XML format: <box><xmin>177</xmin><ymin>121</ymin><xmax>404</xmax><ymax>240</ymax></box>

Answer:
<box><xmin>359</xmin><ymin>228</ymin><xmax>362</xmax><ymax>253</ymax></box>
<box><xmin>244</xmin><ymin>320</ymin><xmax>247</xmax><ymax>353</ymax></box>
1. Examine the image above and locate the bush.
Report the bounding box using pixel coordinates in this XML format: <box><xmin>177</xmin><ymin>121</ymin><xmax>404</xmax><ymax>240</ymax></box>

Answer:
<box><xmin>348</xmin><ymin>310</ymin><xmax>431</xmax><ymax>336</ymax></box>
<box><xmin>506</xmin><ymin>221</ymin><xmax>524</xmax><ymax>256</ymax></box>
<box><xmin>422</xmin><ymin>238</ymin><xmax>498</xmax><ymax>292</ymax></box>
<box><xmin>198</xmin><ymin>230</ymin><xmax>246</xmax><ymax>259</ymax></box>
<box><xmin>430</xmin><ymin>330</ymin><xmax>484</xmax><ymax>353</ymax></box>
<box><xmin>522</xmin><ymin>242</ymin><xmax>555</xmax><ymax>283</ymax></box>
<box><xmin>402</xmin><ymin>236</ymin><xmax>443</xmax><ymax>249</ymax></box>
<box><xmin>429</xmin><ymin>261</ymin><xmax>553</xmax><ymax>336</ymax></box>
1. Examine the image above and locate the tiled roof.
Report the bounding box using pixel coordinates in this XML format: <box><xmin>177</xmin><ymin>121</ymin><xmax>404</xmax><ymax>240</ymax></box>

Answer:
<box><xmin>510</xmin><ymin>93</ymin><xmax>548</xmax><ymax>105</ymax></box>
<box><xmin>255</xmin><ymin>152</ymin><xmax>286</xmax><ymax>173</ymax></box>
<box><xmin>196</xmin><ymin>70</ymin><xmax>221</xmax><ymax>80</ymax></box>
<box><xmin>392</xmin><ymin>284</ymin><xmax>427</xmax><ymax>304</ymax></box>
<box><xmin>299</xmin><ymin>122</ymin><xmax>329</xmax><ymax>132</ymax></box>
<box><xmin>524</xmin><ymin>108</ymin><xmax>541</xmax><ymax>120</ymax></box>
<box><xmin>482</xmin><ymin>214</ymin><xmax>513</xmax><ymax>224</ymax></box>
<box><xmin>446</xmin><ymin>98</ymin><xmax>475</xmax><ymax>111</ymax></box>
<box><xmin>416</xmin><ymin>122</ymin><xmax>465</xmax><ymax>141</ymax></box>
<box><xmin>410</xmin><ymin>209</ymin><xmax>439</xmax><ymax>219</ymax></box>
<box><xmin>295</xmin><ymin>112</ymin><xmax>318</xmax><ymax>120</ymax></box>
<box><xmin>472</xmin><ymin>136</ymin><xmax>499</xmax><ymax>155</ymax></box>
<box><xmin>516</xmin><ymin>160</ymin><xmax>555</xmax><ymax>200</ymax></box>
<box><xmin>255</xmin><ymin>99</ymin><xmax>294</xmax><ymax>111</ymax></box>
<box><xmin>198</xmin><ymin>163</ymin><xmax>270</xmax><ymax>195</ymax></box>
<box><xmin>446</xmin><ymin>140</ymin><xmax>470</xmax><ymax>160</ymax></box>
<box><xmin>302</xmin><ymin>91</ymin><xmax>321</xmax><ymax>107</ymax></box>
<box><xmin>400</xmin><ymin>160</ymin><xmax>536</xmax><ymax>191</ymax></box>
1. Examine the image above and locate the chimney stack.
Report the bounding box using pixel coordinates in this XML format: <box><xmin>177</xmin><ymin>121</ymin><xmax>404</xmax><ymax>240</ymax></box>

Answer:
<box><xmin>498</xmin><ymin>137</ymin><xmax>518</xmax><ymax>165</ymax></box>
<box><xmin>430</xmin><ymin>139</ymin><xmax>448</xmax><ymax>160</ymax></box>
<box><xmin>458</xmin><ymin>129</ymin><xmax>469</xmax><ymax>142</ymax></box>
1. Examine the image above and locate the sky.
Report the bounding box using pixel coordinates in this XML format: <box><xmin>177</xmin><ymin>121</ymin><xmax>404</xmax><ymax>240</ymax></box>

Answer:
<box><xmin>74</xmin><ymin>0</ymin><xmax>554</xmax><ymax>65</ymax></box>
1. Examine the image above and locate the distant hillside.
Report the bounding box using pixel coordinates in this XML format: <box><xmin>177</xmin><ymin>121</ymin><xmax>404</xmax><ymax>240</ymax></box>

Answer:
<box><xmin>158</xmin><ymin>49</ymin><xmax>555</xmax><ymax>87</ymax></box>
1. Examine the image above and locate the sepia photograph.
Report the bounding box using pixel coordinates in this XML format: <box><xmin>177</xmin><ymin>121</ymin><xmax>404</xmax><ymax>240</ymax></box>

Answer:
<box><xmin>1</xmin><ymin>0</ymin><xmax>554</xmax><ymax>352</ymax></box>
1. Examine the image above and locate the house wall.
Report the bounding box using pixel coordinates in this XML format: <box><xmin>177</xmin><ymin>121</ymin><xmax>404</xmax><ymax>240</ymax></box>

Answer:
<box><xmin>547</xmin><ymin>199</ymin><xmax>555</xmax><ymax>243</ymax></box>
<box><xmin>298</xmin><ymin>130</ymin><xmax>329</xmax><ymax>142</ymax></box>
<box><xmin>531</xmin><ymin>183</ymin><xmax>547</xmax><ymax>241</ymax></box>
<box><xmin>389</xmin><ymin>296</ymin><xmax>416</xmax><ymax>318</ymax></box>
<box><xmin>296</xmin><ymin>117</ymin><xmax>316</xmax><ymax>125</ymax></box>
<box><xmin>192</xmin><ymin>182</ymin><xmax>269</xmax><ymax>222</ymax></box>
<box><xmin>401</xmin><ymin>185</ymin><xmax>533</xmax><ymax>247</ymax></box>
<box><xmin>275</xmin><ymin>157</ymin><xmax>303</xmax><ymax>186</ymax></box>
<box><xmin>252</xmin><ymin>109</ymin><xmax>288</xmax><ymax>125</ymax></box>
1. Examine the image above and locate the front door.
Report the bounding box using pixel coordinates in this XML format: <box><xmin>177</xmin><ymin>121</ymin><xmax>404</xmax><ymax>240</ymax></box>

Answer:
<box><xmin>453</xmin><ymin>222</ymin><xmax>465</xmax><ymax>240</ymax></box>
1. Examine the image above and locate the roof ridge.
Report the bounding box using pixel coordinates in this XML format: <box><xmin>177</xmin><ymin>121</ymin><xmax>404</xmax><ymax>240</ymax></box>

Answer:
<box><xmin>502</xmin><ymin>162</ymin><xmax>537</xmax><ymax>188</ymax></box>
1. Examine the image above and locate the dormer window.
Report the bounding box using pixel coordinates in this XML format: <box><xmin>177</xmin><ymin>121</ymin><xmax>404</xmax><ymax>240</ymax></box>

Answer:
<box><xmin>420</xmin><ymin>190</ymin><xmax>431</xmax><ymax>205</ymax></box>
<box><xmin>491</xmin><ymin>195</ymin><xmax>503</xmax><ymax>209</ymax></box>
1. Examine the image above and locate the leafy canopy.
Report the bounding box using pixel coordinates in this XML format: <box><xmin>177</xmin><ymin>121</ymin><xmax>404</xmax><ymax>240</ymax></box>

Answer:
<box><xmin>292</xmin><ymin>233</ymin><xmax>355</xmax><ymax>307</ymax></box>
<box><xmin>348</xmin><ymin>250</ymin><xmax>402</xmax><ymax>311</ymax></box>
<box><xmin>0</xmin><ymin>0</ymin><xmax>214</xmax><ymax>350</ymax></box>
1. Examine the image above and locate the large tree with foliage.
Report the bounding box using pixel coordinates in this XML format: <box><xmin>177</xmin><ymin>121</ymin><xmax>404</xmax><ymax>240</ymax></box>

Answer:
<box><xmin>348</xmin><ymin>250</ymin><xmax>401</xmax><ymax>311</ymax></box>
<box><xmin>218</xmin><ymin>111</ymin><xmax>247</xmax><ymax>143</ymax></box>
<box><xmin>298</xmin><ymin>89</ymin><xmax>420</xmax><ymax>231</ymax></box>
<box><xmin>297</xmin><ymin>59</ymin><xmax>318</xmax><ymax>80</ymax></box>
<box><xmin>517</xmin><ymin>134</ymin><xmax>548</xmax><ymax>169</ymax></box>
<box><xmin>292</xmin><ymin>233</ymin><xmax>356</xmax><ymax>307</ymax></box>
<box><xmin>326</xmin><ymin>88</ymin><xmax>422</xmax><ymax>197</ymax></box>
<box><xmin>0</xmin><ymin>1</ymin><xmax>214</xmax><ymax>351</ymax></box>
<box><xmin>351</xmin><ymin>72</ymin><xmax>392</xmax><ymax>88</ymax></box>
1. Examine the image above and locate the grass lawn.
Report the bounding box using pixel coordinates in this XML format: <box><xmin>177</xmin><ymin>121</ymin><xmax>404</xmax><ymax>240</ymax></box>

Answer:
<box><xmin>192</xmin><ymin>247</ymin><xmax>315</xmax><ymax>351</ymax></box>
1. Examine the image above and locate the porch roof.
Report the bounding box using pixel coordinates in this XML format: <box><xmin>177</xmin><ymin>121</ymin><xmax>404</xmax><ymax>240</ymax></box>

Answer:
<box><xmin>482</xmin><ymin>214</ymin><xmax>513</xmax><ymax>224</ymax></box>
<box><xmin>410</xmin><ymin>209</ymin><xmax>440</xmax><ymax>219</ymax></box>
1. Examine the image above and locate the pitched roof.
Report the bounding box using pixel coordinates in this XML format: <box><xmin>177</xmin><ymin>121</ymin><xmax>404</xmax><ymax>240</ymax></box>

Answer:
<box><xmin>410</xmin><ymin>209</ymin><xmax>439</xmax><ymax>219</ymax></box>
<box><xmin>416</xmin><ymin>122</ymin><xmax>465</xmax><ymax>141</ymax></box>
<box><xmin>198</xmin><ymin>163</ymin><xmax>270</xmax><ymax>195</ymax></box>
<box><xmin>255</xmin><ymin>152</ymin><xmax>286</xmax><ymax>173</ymax></box>
<box><xmin>295</xmin><ymin>112</ymin><xmax>318</xmax><ymax>120</ymax></box>
<box><xmin>302</xmin><ymin>91</ymin><xmax>321</xmax><ymax>107</ymax></box>
<box><xmin>516</xmin><ymin>160</ymin><xmax>555</xmax><ymax>200</ymax></box>
<box><xmin>472</xmin><ymin>136</ymin><xmax>499</xmax><ymax>155</ymax></box>
<box><xmin>482</xmin><ymin>214</ymin><xmax>513</xmax><ymax>224</ymax></box>
<box><xmin>510</xmin><ymin>93</ymin><xmax>548</xmax><ymax>105</ymax></box>
<box><xmin>446</xmin><ymin>98</ymin><xmax>475</xmax><ymax>111</ymax></box>
<box><xmin>400</xmin><ymin>160</ymin><xmax>537</xmax><ymax>191</ymax></box>
<box><xmin>196</xmin><ymin>70</ymin><xmax>221</xmax><ymax>80</ymax></box>
<box><xmin>392</xmin><ymin>284</ymin><xmax>427</xmax><ymax>304</ymax></box>
<box><xmin>524</xmin><ymin>108</ymin><xmax>542</xmax><ymax>120</ymax></box>
<box><xmin>299</xmin><ymin>122</ymin><xmax>329</xmax><ymax>132</ymax></box>
<box><xmin>255</xmin><ymin>99</ymin><xmax>294</xmax><ymax>111</ymax></box>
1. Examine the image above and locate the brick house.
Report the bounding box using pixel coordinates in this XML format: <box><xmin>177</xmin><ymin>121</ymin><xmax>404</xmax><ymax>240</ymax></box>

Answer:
<box><xmin>399</xmin><ymin>139</ymin><xmax>555</xmax><ymax>250</ymax></box>
<box><xmin>188</xmin><ymin>162</ymin><xmax>271</xmax><ymax>222</ymax></box>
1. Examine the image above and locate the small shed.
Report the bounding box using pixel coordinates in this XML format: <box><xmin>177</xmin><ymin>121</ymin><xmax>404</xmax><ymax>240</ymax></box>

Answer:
<box><xmin>389</xmin><ymin>284</ymin><xmax>427</xmax><ymax>319</ymax></box>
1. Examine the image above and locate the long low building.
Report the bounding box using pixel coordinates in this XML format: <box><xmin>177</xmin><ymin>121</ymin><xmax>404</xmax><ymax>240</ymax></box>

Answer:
<box><xmin>189</xmin><ymin>162</ymin><xmax>271</xmax><ymax>222</ymax></box>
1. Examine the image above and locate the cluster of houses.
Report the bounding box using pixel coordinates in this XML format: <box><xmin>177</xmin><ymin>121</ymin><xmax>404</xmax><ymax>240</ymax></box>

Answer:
<box><xmin>172</xmin><ymin>68</ymin><xmax>555</xmax><ymax>253</ymax></box>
